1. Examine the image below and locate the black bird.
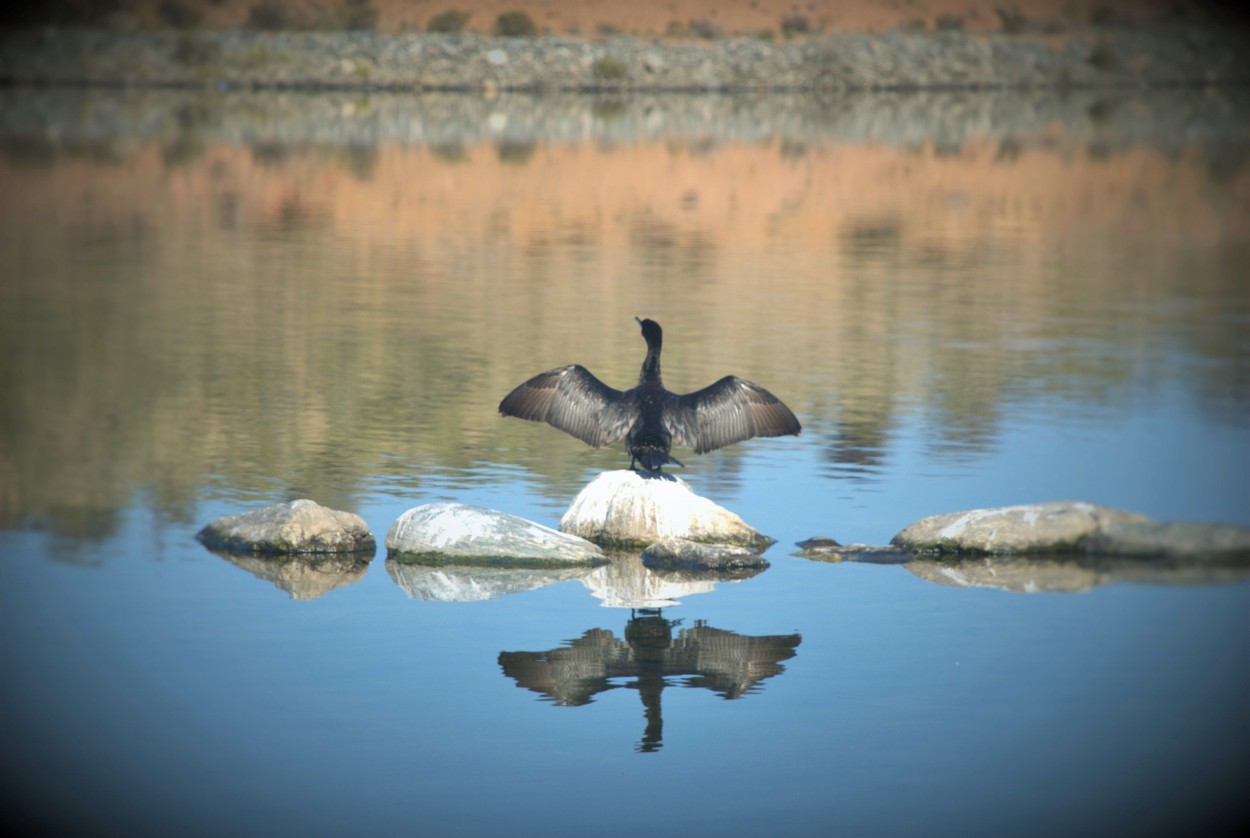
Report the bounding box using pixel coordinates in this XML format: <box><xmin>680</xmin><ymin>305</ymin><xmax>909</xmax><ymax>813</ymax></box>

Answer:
<box><xmin>499</xmin><ymin>317</ymin><xmax>801</xmax><ymax>473</ymax></box>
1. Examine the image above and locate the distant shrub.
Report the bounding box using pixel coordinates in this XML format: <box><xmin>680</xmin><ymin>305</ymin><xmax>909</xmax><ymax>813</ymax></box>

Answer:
<box><xmin>665</xmin><ymin>20</ymin><xmax>686</xmax><ymax>37</ymax></box>
<box><xmin>687</xmin><ymin>18</ymin><xmax>722</xmax><ymax>40</ymax></box>
<box><xmin>339</xmin><ymin>0</ymin><xmax>377</xmax><ymax>30</ymax></box>
<box><xmin>593</xmin><ymin>55</ymin><xmax>629</xmax><ymax>81</ymax></box>
<box><xmin>1088</xmin><ymin>38</ymin><xmax>1118</xmax><ymax>71</ymax></box>
<box><xmin>780</xmin><ymin>15</ymin><xmax>810</xmax><ymax>37</ymax></box>
<box><xmin>934</xmin><ymin>14</ymin><xmax>964</xmax><ymax>31</ymax></box>
<box><xmin>428</xmin><ymin>9</ymin><xmax>470</xmax><ymax>33</ymax></box>
<box><xmin>495</xmin><ymin>11</ymin><xmax>537</xmax><ymax>37</ymax></box>
<box><xmin>249</xmin><ymin>0</ymin><xmax>293</xmax><ymax>30</ymax></box>
<box><xmin>158</xmin><ymin>0</ymin><xmax>203</xmax><ymax>28</ymax></box>
<box><xmin>1090</xmin><ymin>4</ymin><xmax>1122</xmax><ymax>26</ymax></box>
<box><xmin>995</xmin><ymin>7</ymin><xmax>1027</xmax><ymax>33</ymax></box>
<box><xmin>174</xmin><ymin>33</ymin><xmax>219</xmax><ymax>64</ymax></box>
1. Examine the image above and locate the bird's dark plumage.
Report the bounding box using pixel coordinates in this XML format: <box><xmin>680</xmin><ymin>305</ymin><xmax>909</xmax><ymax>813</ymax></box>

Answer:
<box><xmin>499</xmin><ymin>318</ymin><xmax>801</xmax><ymax>473</ymax></box>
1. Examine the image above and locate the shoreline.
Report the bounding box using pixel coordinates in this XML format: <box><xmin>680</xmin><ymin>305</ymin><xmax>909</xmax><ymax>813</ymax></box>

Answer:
<box><xmin>3</xmin><ymin>25</ymin><xmax>1248</xmax><ymax>92</ymax></box>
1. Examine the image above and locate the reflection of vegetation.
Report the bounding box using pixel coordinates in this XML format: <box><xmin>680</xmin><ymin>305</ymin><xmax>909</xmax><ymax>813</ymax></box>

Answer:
<box><xmin>495</xmin><ymin>139</ymin><xmax>536</xmax><ymax>164</ymax></box>
<box><xmin>430</xmin><ymin>141</ymin><xmax>468</xmax><ymax>163</ymax></box>
<box><xmin>340</xmin><ymin>144</ymin><xmax>378</xmax><ymax>179</ymax></box>
<box><xmin>840</xmin><ymin>216</ymin><xmax>903</xmax><ymax>259</ymax></box>
<box><xmin>592</xmin><ymin>56</ymin><xmax>629</xmax><ymax>83</ymax></box>
<box><xmin>2</xmin><ymin>96</ymin><xmax>1249</xmax><ymax>533</ymax></box>
<box><xmin>161</xmin><ymin>133</ymin><xmax>204</xmax><ymax>167</ymax></box>
<box><xmin>591</xmin><ymin>97</ymin><xmax>628</xmax><ymax>122</ymax></box>
<box><xmin>994</xmin><ymin>136</ymin><xmax>1022</xmax><ymax>163</ymax></box>
<box><xmin>250</xmin><ymin>140</ymin><xmax>294</xmax><ymax>167</ymax></box>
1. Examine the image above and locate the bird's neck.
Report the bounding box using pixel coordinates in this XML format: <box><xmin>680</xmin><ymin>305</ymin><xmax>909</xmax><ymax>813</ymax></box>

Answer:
<box><xmin>639</xmin><ymin>346</ymin><xmax>662</xmax><ymax>386</ymax></box>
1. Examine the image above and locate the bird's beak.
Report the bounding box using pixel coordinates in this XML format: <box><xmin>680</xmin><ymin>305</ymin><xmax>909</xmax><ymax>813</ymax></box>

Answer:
<box><xmin>635</xmin><ymin>316</ymin><xmax>643</xmax><ymax>325</ymax></box>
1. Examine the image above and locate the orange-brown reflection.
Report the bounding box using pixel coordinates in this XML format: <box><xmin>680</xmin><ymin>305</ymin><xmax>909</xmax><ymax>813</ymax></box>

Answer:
<box><xmin>2</xmin><ymin>92</ymin><xmax>1248</xmax><ymax>533</ymax></box>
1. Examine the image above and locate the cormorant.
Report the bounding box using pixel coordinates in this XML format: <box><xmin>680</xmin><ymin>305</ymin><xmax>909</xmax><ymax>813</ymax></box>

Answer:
<box><xmin>499</xmin><ymin>317</ymin><xmax>801</xmax><ymax>473</ymax></box>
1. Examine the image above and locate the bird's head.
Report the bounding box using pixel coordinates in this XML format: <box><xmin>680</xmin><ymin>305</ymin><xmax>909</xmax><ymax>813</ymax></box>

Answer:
<box><xmin>635</xmin><ymin>317</ymin><xmax>663</xmax><ymax>348</ymax></box>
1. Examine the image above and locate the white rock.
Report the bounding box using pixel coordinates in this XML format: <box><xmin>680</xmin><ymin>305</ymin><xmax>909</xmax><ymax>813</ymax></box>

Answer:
<box><xmin>559</xmin><ymin>470</ymin><xmax>774</xmax><ymax>548</ymax></box>
<box><xmin>386</xmin><ymin>502</ymin><xmax>605</xmax><ymax>566</ymax></box>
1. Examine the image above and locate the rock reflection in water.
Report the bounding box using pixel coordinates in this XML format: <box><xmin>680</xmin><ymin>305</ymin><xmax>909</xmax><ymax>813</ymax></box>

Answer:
<box><xmin>581</xmin><ymin>551</ymin><xmax>769</xmax><ymax>609</ymax></box>
<box><xmin>384</xmin><ymin>551</ymin><xmax>767</xmax><ymax>605</ymax></box>
<box><xmin>212</xmin><ymin>550</ymin><xmax>370</xmax><ymax>600</ymax></box>
<box><xmin>499</xmin><ymin>612</ymin><xmax>800</xmax><ymax>752</ymax></box>
<box><xmin>906</xmin><ymin>554</ymin><xmax>1250</xmax><ymax>594</ymax></box>
<box><xmin>385</xmin><ymin>560</ymin><xmax>594</xmax><ymax>602</ymax></box>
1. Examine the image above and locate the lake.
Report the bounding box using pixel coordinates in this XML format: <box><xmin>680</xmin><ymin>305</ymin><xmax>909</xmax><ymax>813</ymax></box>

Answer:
<box><xmin>2</xmin><ymin>87</ymin><xmax>1248</xmax><ymax>837</ymax></box>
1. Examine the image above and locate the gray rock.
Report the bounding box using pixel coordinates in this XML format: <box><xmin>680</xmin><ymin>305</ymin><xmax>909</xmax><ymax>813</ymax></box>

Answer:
<box><xmin>386</xmin><ymin>502</ymin><xmax>606</xmax><ymax>566</ymax></box>
<box><xmin>196</xmin><ymin>498</ymin><xmax>376</xmax><ymax>555</ymax></box>
<box><xmin>559</xmin><ymin>470</ymin><xmax>774</xmax><ymax>548</ymax></box>
<box><xmin>1080</xmin><ymin>520</ymin><xmax>1250</xmax><ymax>560</ymax></box>
<box><xmin>641</xmin><ymin>537</ymin><xmax>770</xmax><ymax>572</ymax></box>
<box><xmin>891</xmin><ymin>500</ymin><xmax>1149</xmax><ymax>555</ymax></box>
<box><xmin>385</xmin><ymin>560</ymin><xmax>593</xmax><ymax>601</ymax></box>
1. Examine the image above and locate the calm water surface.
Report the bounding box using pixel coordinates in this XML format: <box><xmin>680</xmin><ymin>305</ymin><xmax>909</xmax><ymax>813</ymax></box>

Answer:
<box><xmin>2</xmin><ymin>89</ymin><xmax>1248</xmax><ymax>836</ymax></box>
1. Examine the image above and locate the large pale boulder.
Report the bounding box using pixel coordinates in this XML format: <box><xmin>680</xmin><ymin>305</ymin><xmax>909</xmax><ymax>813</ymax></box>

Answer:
<box><xmin>196</xmin><ymin>499</ymin><xmax>376</xmax><ymax>555</ymax></box>
<box><xmin>559</xmin><ymin>470</ymin><xmax>774</xmax><ymax>548</ymax></box>
<box><xmin>891</xmin><ymin>500</ymin><xmax>1149</xmax><ymax>555</ymax></box>
<box><xmin>386</xmin><ymin>502</ymin><xmax>606</xmax><ymax>566</ymax></box>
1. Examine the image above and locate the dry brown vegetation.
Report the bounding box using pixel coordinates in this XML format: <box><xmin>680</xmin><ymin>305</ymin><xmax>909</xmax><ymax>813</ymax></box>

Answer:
<box><xmin>35</xmin><ymin>0</ymin><xmax>1218</xmax><ymax>36</ymax></box>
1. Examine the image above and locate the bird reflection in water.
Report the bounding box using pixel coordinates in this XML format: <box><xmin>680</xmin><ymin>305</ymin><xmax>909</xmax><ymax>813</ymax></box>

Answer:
<box><xmin>498</xmin><ymin>610</ymin><xmax>800</xmax><ymax>752</ymax></box>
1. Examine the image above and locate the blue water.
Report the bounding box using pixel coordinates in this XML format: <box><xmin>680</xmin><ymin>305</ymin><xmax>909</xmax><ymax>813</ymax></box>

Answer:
<box><xmin>2</xmin><ymin>88</ymin><xmax>1249</xmax><ymax>836</ymax></box>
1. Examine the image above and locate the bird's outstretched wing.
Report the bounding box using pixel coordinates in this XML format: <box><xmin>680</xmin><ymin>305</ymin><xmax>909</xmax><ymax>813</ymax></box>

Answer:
<box><xmin>667</xmin><ymin>376</ymin><xmax>801</xmax><ymax>454</ymax></box>
<box><xmin>499</xmin><ymin>365</ymin><xmax>637</xmax><ymax>448</ymax></box>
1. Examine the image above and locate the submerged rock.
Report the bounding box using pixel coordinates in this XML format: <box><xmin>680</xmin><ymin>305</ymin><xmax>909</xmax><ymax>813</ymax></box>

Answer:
<box><xmin>196</xmin><ymin>499</ymin><xmax>376</xmax><ymax>555</ymax></box>
<box><xmin>891</xmin><ymin>500</ymin><xmax>1148</xmax><ymax>556</ymax></box>
<box><xmin>559</xmin><ymin>470</ymin><xmax>774</xmax><ymax>548</ymax></box>
<box><xmin>796</xmin><ymin>539</ymin><xmax>914</xmax><ymax>565</ymax></box>
<box><xmin>386</xmin><ymin>502</ymin><xmax>606</xmax><ymax>566</ymax></box>
<box><xmin>641</xmin><ymin>537</ymin><xmax>770</xmax><ymax>572</ymax></box>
